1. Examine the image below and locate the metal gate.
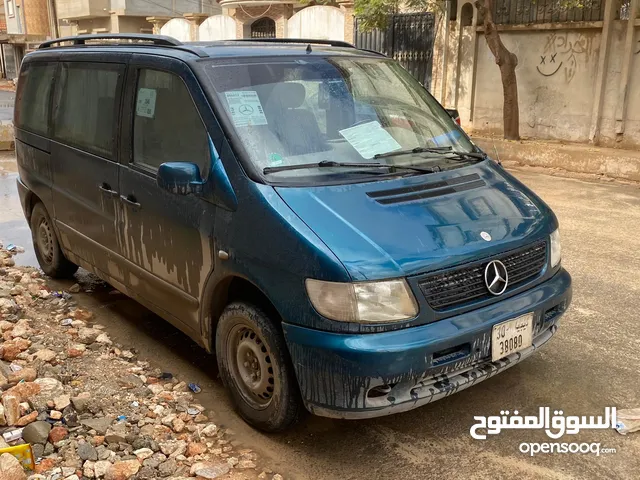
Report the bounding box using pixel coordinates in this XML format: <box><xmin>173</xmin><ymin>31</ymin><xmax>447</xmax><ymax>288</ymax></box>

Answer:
<box><xmin>251</xmin><ymin>18</ymin><xmax>276</xmax><ymax>39</ymax></box>
<box><xmin>354</xmin><ymin>13</ymin><xmax>435</xmax><ymax>90</ymax></box>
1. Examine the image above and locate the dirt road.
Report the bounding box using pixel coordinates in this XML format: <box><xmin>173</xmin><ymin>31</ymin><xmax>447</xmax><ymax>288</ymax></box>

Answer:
<box><xmin>2</xmin><ymin>160</ymin><xmax>640</xmax><ymax>479</ymax></box>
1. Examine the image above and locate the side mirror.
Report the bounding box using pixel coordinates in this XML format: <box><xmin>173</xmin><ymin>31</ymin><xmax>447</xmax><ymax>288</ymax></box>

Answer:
<box><xmin>446</xmin><ymin>108</ymin><xmax>461</xmax><ymax>125</ymax></box>
<box><xmin>156</xmin><ymin>162</ymin><xmax>204</xmax><ymax>196</ymax></box>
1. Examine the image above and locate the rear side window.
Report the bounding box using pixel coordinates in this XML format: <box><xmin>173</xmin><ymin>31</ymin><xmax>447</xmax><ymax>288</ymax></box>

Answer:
<box><xmin>53</xmin><ymin>63</ymin><xmax>122</xmax><ymax>158</ymax></box>
<box><xmin>15</xmin><ymin>63</ymin><xmax>57</xmax><ymax>136</ymax></box>
<box><xmin>133</xmin><ymin>69</ymin><xmax>210</xmax><ymax>176</ymax></box>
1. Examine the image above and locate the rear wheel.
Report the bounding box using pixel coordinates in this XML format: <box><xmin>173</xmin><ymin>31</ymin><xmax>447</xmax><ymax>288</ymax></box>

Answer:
<box><xmin>30</xmin><ymin>202</ymin><xmax>78</xmax><ymax>278</ymax></box>
<box><xmin>216</xmin><ymin>302</ymin><xmax>304</xmax><ymax>432</ymax></box>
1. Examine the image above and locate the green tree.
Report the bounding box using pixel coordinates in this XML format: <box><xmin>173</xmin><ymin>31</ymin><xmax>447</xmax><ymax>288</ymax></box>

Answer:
<box><xmin>354</xmin><ymin>0</ymin><xmax>520</xmax><ymax>140</ymax></box>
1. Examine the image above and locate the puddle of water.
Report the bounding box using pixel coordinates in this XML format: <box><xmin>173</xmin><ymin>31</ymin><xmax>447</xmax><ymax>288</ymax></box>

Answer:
<box><xmin>0</xmin><ymin>172</ymin><xmax>37</xmax><ymax>266</ymax></box>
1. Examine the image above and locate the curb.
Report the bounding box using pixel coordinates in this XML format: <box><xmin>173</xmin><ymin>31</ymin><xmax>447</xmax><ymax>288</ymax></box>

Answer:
<box><xmin>473</xmin><ymin>137</ymin><xmax>640</xmax><ymax>183</ymax></box>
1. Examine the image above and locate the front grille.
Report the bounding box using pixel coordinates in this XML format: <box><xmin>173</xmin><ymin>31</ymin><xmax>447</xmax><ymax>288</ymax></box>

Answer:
<box><xmin>419</xmin><ymin>241</ymin><xmax>547</xmax><ymax>311</ymax></box>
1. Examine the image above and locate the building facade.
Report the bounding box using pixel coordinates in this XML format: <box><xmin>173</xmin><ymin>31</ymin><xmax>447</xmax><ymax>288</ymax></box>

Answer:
<box><xmin>55</xmin><ymin>0</ymin><xmax>220</xmax><ymax>35</ymax></box>
<box><xmin>2</xmin><ymin>0</ymin><xmax>52</xmax><ymax>79</ymax></box>
<box><xmin>153</xmin><ymin>1</ymin><xmax>355</xmax><ymax>44</ymax></box>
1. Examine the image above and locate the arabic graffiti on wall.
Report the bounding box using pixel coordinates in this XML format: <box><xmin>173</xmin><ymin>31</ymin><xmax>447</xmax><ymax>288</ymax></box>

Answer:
<box><xmin>536</xmin><ymin>32</ymin><xmax>596</xmax><ymax>83</ymax></box>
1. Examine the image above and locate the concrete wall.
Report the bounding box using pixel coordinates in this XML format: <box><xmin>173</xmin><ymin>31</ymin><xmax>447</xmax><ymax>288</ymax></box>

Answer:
<box><xmin>23</xmin><ymin>0</ymin><xmax>49</xmax><ymax>35</ymax></box>
<box><xmin>198</xmin><ymin>14</ymin><xmax>236</xmax><ymax>41</ymax></box>
<box><xmin>5</xmin><ymin>0</ymin><xmax>23</xmax><ymax>33</ymax></box>
<box><xmin>287</xmin><ymin>5</ymin><xmax>344</xmax><ymax>41</ymax></box>
<box><xmin>76</xmin><ymin>16</ymin><xmax>110</xmax><ymax>33</ymax></box>
<box><xmin>433</xmin><ymin>0</ymin><xmax>640</xmax><ymax>148</ymax></box>
<box><xmin>56</xmin><ymin>0</ymin><xmax>109</xmax><ymax>20</ymax></box>
<box><xmin>473</xmin><ymin>28</ymin><xmax>602</xmax><ymax>142</ymax></box>
<box><xmin>111</xmin><ymin>0</ymin><xmax>220</xmax><ymax>17</ymax></box>
<box><xmin>160</xmin><ymin>17</ymin><xmax>190</xmax><ymax>41</ymax></box>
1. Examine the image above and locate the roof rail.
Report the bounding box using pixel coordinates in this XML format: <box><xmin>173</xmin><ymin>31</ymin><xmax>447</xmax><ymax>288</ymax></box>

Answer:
<box><xmin>229</xmin><ymin>38</ymin><xmax>357</xmax><ymax>49</ymax></box>
<box><xmin>38</xmin><ymin>33</ymin><xmax>182</xmax><ymax>49</ymax></box>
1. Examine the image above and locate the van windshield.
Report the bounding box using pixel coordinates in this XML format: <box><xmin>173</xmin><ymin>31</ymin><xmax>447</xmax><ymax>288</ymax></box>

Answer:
<box><xmin>206</xmin><ymin>55</ymin><xmax>476</xmax><ymax>183</ymax></box>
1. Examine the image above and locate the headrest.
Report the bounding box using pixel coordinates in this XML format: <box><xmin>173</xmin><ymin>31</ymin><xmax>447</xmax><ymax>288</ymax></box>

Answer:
<box><xmin>269</xmin><ymin>82</ymin><xmax>306</xmax><ymax>109</ymax></box>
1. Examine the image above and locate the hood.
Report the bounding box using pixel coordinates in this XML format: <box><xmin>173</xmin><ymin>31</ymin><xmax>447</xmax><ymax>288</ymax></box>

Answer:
<box><xmin>275</xmin><ymin>162</ymin><xmax>554</xmax><ymax>281</ymax></box>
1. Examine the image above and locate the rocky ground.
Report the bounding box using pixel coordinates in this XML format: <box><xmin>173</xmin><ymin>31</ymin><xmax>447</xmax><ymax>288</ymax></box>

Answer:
<box><xmin>0</xmin><ymin>244</ymin><xmax>283</xmax><ymax>480</ymax></box>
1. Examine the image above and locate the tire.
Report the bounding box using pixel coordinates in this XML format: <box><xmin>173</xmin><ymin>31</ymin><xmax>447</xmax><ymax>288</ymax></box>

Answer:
<box><xmin>30</xmin><ymin>202</ymin><xmax>78</xmax><ymax>278</ymax></box>
<box><xmin>216</xmin><ymin>301</ymin><xmax>304</xmax><ymax>432</ymax></box>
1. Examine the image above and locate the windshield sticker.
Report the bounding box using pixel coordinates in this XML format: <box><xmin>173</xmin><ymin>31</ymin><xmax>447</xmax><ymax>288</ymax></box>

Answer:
<box><xmin>136</xmin><ymin>88</ymin><xmax>157</xmax><ymax>118</ymax></box>
<box><xmin>225</xmin><ymin>90</ymin><xmax>268</xmax><ymax>127</ymax></box>
<box><xmin>268</xmin><ymin>152</ymin><xmax>284</xmax><ymax>166</ymax></box>
<box><xmin>339</xmin><ymin>121</ymin><xmax>401</xmax><ymax>160</ymax></box>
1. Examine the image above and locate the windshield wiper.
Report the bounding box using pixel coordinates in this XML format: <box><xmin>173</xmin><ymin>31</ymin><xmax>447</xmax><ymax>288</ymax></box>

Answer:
<box><xmin>374</xmin><ymin>146</ymin><xmax>486</xmax><ymax>161</ymax></box>
<box><xmin>263</xmin><ymin>160</ymin><xmax>440</xmax><ymax>175</ymax></box>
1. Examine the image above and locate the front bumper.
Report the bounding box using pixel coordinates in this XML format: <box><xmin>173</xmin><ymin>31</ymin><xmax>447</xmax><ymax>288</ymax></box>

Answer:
<box><xmin>283</xmin><ymin>268</ymin><xmax>572</xmax><ymax>419</ymax></box>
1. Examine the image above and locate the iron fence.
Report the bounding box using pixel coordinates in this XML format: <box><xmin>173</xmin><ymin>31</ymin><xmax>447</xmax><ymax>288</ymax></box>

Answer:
<box><xmin>354</xmin><ymin>13</ymin><xmax>435</xmax><ymax>89</ymax></box>
<box><xmin>491</xmin><ymin>0</ymin><xmax>606</xmax><ymax>24</ymax></box>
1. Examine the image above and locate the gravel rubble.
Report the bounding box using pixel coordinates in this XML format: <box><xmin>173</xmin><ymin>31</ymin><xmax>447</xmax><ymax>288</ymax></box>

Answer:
<box><xmin>0</xmin><ymin>243</ymin><xmax>283</xmax><ymax>480</ymax></box>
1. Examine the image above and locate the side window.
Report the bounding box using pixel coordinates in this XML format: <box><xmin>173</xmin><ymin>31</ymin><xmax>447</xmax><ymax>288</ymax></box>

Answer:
<box><xmin>15</xmin><ymin>63</ymin><xmax>57</xmax><ymax>136</ymax></box>
<box><xmin>133</xmin><ymin>69</ymin><xmax>210</xmax><ymax>177</ymax></box>
<box><xmin>53</xmin><ymin>63</ymin><xmax>121</xmax><ymax>158</ymax></box>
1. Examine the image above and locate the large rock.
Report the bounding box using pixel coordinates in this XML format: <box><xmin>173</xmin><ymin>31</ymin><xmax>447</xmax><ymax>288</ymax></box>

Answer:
<box><xmin>71</xmin><ymin>393</ymin><xmax>91</xmax><ymax>413</ymax></box>
<box><xmin>10</xmin><ymin>319</ymin><xmax>31</xmax><ymax>338</ymax></box>
<box><xmin>29</xmin><ymin>378</ymin><xmax>64</xmax><ymax>410</ymax></box>
<box><xmin>77</xmin><ymin>327</ymin><xmax>101</xmax><ymax>344</ymax></box>
<box><xmin>0</xmin><ymin>342</ymin><xmax>21</xmax><ymax>361</ymax></box>
<box><xmin>190</xmin><ymin>462</ymin><xmax>230</xmax><ymax>479</ymax></box>
<box><xmin>0</xmin><ymin>452</ymin><xmax>26</xmax><ymax>480</ymax></box>
<box><xmin>53</xmin><ymin>394</ymin><xmax>71</xmax><ymax>411</ymax></box>
<box><xmin>2</xmin><ymin>395</ymin><xmax>20</xmax><ymax>426</ymax></box>
<box><xmin>81</xmin><ymin>417</ymin><xmax>114</xmax><ymax>435</ymax></box>
<box><xmin>2</xmin><ymin>382</ymin><xmax>40</xmax><ymax>402</ymax></box>
<box><xmin>78</xmin><ymin>442</ymin><xmax>98</xmax><ymax>461</ymax></box>
<box><xmin>15</xmin><ymin>410</ymin><xmax>38</xmax><ymax>426</ymax></box>
<box><xmin>34</xmin><ymin>348</ymin><xmax>56</xmax><ymax>362</ymax></box>
<box><xmin>93</xmin><ymin>460</ymin><xmax>112</xmax><ymax>478</ymax></box>
<box><xmin>104</xmin><ymin>460</ymin><xmax>140</xmax><ymax>480</ymax></box>
<box><xmin>8</xmin><ymin>367</ymin><xmax>36</xmax><ymax>383</ymax></box>
<box><xmin>105</xmin><ymin>422</ymin><xmax>127</xmax><ymax>444</ymax></box>
<box><xmin>48</xmin><ymin>426</ymin><xmax>68</xmax><ymax>443</ymax></box>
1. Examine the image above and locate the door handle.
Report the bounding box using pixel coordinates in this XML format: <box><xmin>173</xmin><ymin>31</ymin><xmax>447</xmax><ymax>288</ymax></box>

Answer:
<box><xmin>120</xmin><ymin>195</ymin><xmax>141</xmax><ymax>209</ymax></box>
<box><xmin>98</xmin><ymin>184</ymin><xmax>119</xmax><ymax>197</ymax></box>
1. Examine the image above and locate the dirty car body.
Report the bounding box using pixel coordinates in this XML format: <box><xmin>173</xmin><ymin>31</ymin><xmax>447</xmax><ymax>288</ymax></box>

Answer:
<box><xmin>14</xmin><ymin>35</ymin><xmax>571</xmax><ymax>428</ymax></box>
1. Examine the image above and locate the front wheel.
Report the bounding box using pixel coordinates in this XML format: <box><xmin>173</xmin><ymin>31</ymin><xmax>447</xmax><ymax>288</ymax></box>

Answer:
<box><xmin>30</xmin><ymin>202</ymin><xmax>78</xmax><ymax>278</ymax></box>
<box><xmin>216</xmin><ymin>302</ymin><xmax>304</xmax><ymax>432</ymax></box>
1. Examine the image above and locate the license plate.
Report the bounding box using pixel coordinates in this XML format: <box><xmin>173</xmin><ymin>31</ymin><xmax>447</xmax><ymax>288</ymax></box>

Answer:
<box><xmin>491</xmin><ymin>313</ymin><xmax>533</xmax><ymax>362</ymax></box>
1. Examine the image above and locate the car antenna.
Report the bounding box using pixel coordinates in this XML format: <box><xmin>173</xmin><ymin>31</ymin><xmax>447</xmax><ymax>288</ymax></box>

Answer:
<box><xmin>306</xmin><ymin>44</ymin><xmax>312</xmax><ymax>54</ymax></box>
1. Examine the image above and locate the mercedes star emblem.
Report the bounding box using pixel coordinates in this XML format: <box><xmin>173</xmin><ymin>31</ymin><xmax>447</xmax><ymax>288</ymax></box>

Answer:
<box><xmin>484</xmin><ymin>259</ymin><xmax>508</xmax><ymax>295</ymax></box>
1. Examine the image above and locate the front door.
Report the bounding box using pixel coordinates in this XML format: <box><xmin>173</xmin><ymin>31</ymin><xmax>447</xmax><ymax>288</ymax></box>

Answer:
<box><xmin>117</xmin><ymin>56</ymin><xmax>218</xmax><ymax>334</ymax></box>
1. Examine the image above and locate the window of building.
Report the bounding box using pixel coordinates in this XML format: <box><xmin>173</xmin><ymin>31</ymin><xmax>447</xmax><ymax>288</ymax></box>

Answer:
<box><xmin>133</xmin><ymin>69</ymin><xmax>209</xmax><ymax>177</ymax></box>
<box><xmin>7</xmin><ymin>0</ymin><xmax>14</xmax><ymax>17</ymax></box>
<box><xmin>15</xmin><ymin>63</ymin><xmax>56</xmax><ymax>136</ymax></box>
<box><xmin>251</xmin><ymin>18</ymin><xmax>276</xmax><ymax>39</ymax></box>
<box><xmin>53</xmin><ymin>63</ymin><xmax>122</xmax><ymax>158</ymax></box>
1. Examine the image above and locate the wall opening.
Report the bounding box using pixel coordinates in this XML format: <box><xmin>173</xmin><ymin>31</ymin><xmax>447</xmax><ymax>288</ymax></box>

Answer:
<box><xmin>449</xmin><ymin>0</ymin><xmax>458</xmax><ymax>21</ymax></box>
<box><xmin>251</xmin><ymin>17</ymin><xmax>276</xmax><ymax>38</ymax></box>
<box><xmin>461</xmin><ymin>3</ymin><xmax>474</xmax><ymax>27</ymax></box>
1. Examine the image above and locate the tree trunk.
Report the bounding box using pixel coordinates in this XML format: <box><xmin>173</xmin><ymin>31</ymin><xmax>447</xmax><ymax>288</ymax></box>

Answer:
<box><xmin>474</xmin><ymin>0</ymin><xmax>520</xmax><ymax>140</ymax></box>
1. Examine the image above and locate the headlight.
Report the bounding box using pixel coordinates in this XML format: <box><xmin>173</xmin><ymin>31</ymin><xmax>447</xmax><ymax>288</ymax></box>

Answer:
<box><xmin>550</xmin><ymin>229</ymin><xmax>561</xmax><ymax>268</ymax></box>
<box><xmin>305</xmin><ymin>278</ymin><xmax>419</xmax><ymax>323</ymax></box>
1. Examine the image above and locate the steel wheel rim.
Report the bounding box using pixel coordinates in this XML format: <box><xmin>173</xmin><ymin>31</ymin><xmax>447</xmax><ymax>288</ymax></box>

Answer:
<box><xmin>37</xmin><ymin>217</ymin><xmax>54</xmax><ymax>264</ymax></box>
<box><xmin>227</xmin><ymin>323</ymin><xmax>276</xmax><ymax>410</ymax></box>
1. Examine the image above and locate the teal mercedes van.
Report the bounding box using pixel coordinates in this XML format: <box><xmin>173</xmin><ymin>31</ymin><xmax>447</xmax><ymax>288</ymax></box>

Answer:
<box><xmin>15</xmin><ymin>34</ymin><xmax>571</xmax><ymax>431</ymax></box>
